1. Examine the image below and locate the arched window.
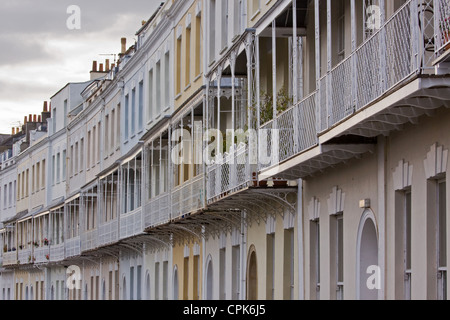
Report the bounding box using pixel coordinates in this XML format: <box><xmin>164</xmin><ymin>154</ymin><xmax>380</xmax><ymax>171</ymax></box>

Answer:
<box><xmin>205</xmin><ymin>256</ymin><xmax>214</xmax><ymax>300</ymax></box>
<box><xmin>146</xmin><ymin>272</ymin><xmax>151</xmax><ymax>300</ymax></box>
<box><xmin>356</xmin><ymin>210</ymin><xmax>379</xmax><ymax>300</ymax></box>
<box><xmin>173</xmin><ymin>266</ymin><xmax>179</xmax><ymax>300</ymax></box>
<box><xmin>102</xmin><ymin>280</ymin><xmax>106</xmax><ymax>300</ymax></box>
<box><xmin>122</xmin><ymin>277</ymin><xmax>127</xmax><ymax>300</ymax></box>
<box><xmin>247</xmin><ymin>245</ymin><xmax>258</xmax><ymax>300</ymax></box>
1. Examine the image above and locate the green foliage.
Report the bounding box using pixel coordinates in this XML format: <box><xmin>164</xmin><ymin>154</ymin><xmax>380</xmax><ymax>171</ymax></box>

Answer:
<box><xmin>252</xmin><ymin>85</ymin><xmax>293</xmax><ymax>126</ymax></box>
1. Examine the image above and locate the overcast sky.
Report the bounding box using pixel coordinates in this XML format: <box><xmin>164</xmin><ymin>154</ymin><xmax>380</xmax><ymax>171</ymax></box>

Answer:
<box><xmin>0</xmin><ymin>0</ymin><xmax>161</xmax><ymax>134</ymax></box>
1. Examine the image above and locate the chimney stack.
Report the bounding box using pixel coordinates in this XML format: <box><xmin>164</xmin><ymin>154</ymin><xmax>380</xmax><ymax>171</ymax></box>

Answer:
<box><xmin>121</xmin><ymin>38</ymin><xmax>127</xmax><ymax>54</ymax></box>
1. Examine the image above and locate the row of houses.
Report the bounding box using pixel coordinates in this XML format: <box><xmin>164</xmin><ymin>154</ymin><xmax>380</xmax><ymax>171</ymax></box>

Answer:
<box><xmin>0</xmin><ymin>0</ymin><xmax>449</xmax><ymax>300</ymax></box>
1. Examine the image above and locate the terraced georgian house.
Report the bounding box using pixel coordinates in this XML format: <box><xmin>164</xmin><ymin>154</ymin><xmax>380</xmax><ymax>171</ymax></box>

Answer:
<box><xmin>0</xmin><ymin>0</ymin><xmax>450</xmax><ymax>300</ymax></box>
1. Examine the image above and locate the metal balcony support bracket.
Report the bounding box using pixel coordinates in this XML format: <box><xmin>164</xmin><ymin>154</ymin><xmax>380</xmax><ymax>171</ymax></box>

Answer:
<box><xmin>119</xmin><ymin>241</ymin><xmax>143</xmax><ymax>256</ymax></box>
<box><xmin>184</xmin><ymin>211</ymin><xmax>242</xmax><ymax>240</ymax></box>
<box><xmin>266</xmin><ymin>144</ymin><xmax>377</xmax><ymax>181</ymax></box>
<box><xmin>205</xmin><ymin>187</ymin><xmax>297</xmax><ymax>228</ymax></box>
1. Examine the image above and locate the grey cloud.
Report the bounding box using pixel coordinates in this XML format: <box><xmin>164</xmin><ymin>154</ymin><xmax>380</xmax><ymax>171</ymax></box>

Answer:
<box><xmin>0</xmin><ymin>0</ymin><xmax>161</xmax><ymax>36</ymax></box>
<box><xmin>0</xmin><ymin>79</ymin><xmax>57</xmax><ymax>102</ymax></box>
<box><xmin>0</xmin><ymin>34</ymin><xmax>59</xmax><ymax>66</ymax></box>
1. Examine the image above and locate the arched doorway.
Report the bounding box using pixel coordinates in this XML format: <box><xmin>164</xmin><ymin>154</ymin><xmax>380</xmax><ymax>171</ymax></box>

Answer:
<box><xmin>247</xmin><ymin>245</ymin><xmax>257</xmax><ymax>300</ymax></box>
<box><xmin>173</xmin><ymin>266</ymin><xmax>179</xmax><ymax>300</ymax></box>
<box><xmin>357</xmin><ymin>210</ymin><xmax>379</xmax><ymax>300</ymax></box>
<box><xmin>206</xmin><ymin>257</ymin><xmax>213</xmax><ymax>300</ymax></box>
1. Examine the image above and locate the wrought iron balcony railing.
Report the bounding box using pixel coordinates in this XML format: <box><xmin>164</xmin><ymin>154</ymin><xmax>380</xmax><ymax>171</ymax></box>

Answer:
<box><xmin>260</xmin><ymin>0</ymin><xmax>447</xmax><ymax>173</ymax></box>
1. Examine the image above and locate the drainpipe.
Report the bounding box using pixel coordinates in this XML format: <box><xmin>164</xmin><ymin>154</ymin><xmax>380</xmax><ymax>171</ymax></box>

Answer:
<box><xmin>377</xmin><ymin>136</ymin><xmax>386</xmax><ymax>300</ymax></box>
<box><xmin>297</xmin><ymin>179</ymin><xmax>304</xmax><ymax>300</ymax></box>
<box><xmin>240</xmin><ymin>210</ymin><xmax>247</xmax><ymax>300</ymax></box>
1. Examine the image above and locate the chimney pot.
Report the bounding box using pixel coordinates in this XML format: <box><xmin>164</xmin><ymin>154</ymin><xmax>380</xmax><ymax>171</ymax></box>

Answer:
<box><xmin>99</xmin><ymin>63</ymin><xmax>104</xmax><ymax>72</ymax></box>
<box><xmin>121</xmin><ymin>38</ymin><xmax>127</xmax><ymax>54</ymax></box>
<box><xmin>92</xmin><ymin>61</ymin><xmax>98</xmax><ymax>72</ymax></box>
<box><xmin>29</xmin><ymin>114</ymin><xmax>32</xmax><ymax>123</ymax></box>
<box><xmin>12</xmin><ymin>127</ymin><xmax>15</xmax><ymax>135</ymax></box>
<box><xmin>43</xmin><ymin>101</ymin><xmax>48</xmax><ymax>112</ymax></box>
<box><xmin>38</xmin><ymin>115</ymin><xmax>42</xmax><ymax>123</ymax></box>
<box><xmin>24</xmin><ymin>116</ymin><xmax>27</xmax><ymax>124</ymax></box>
<box><xmin>105</xmin><ymin>59</ymin><xmax>110</xmax><ymax>72</ymax></box>
<box><xmin>33</xmin><ymin>115</ymin><xmax>37</xmax><ymax>122</ymax></box>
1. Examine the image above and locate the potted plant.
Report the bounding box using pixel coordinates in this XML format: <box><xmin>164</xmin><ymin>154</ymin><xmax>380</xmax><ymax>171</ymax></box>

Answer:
<box><xmin>45</xmin><ymin>254</ymin><xmax>50</xmax><ymax>260</ymax></box>
<box><xmin>43</xmin><ymin>238</ymin><xmax>49</xmax><ymax>246</ymax></box>
<box><xmin>33</xmin><ymin>241</ymin><xmax>39</xmax><ymax>248</ymax></box>
<box><xmin>258</xmin><ymin>86</ymin><xmax>293</xmax><ymax>126</ymax></box>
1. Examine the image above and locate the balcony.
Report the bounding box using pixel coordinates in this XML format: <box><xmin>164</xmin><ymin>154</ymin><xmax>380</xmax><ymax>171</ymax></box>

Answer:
<box><xmin>318</xmin><ymin>0</ymin><xmax>430</xmax><ymax>134</ymax></box>
<box><xmin>34</xmin><ymin>245</ymin><xmax>50</xmax><ymax>264</ymax></box>
<box><xmin>98</xmin><ymin>219</ymin><xmax>119</xmax><ymax>247</ymax></box>
<box><xmin>171</xmin><ymin>174</ymin><xmax>205</xmax><ymax>220</ymax></box>
<box><xmin>65</xmin><ymin>236</ymin><xmax>81</xmax><ymax>258</ymax></box>
<box><xmin>144</xmin><ymin>193</ymin><xmax>170</xmax><ymax>229</ymax></box>
<box><xmin>259</xmin><ymin>92</ymin><xmax>318</xmax><ymax>171</ymax></box>
<box><xmin>119</xmin><ymin>207</ymin><xmax>143</xmax><ymax>240</ymax></box>
<box><xmin>49</xmin><ymin>242</ymin><xmax>65</xmax><ymax>263</ymax></box>
<box><xmin>18</xmin><ymin>247</ymin><xmax>32</xmax><ymax>265</ymax></box>
<box><xmin>207</xmin><ymin>144</ymin><xmax>253</xmax><ymax>204</ymax></box>
<box><xmin>81</xmin><ymin>229</ymin><xmax>98</xmax><ymax>253</ymax></box>
<box><xmin>259</xmin><ymin>0</ymin><xmax>450</xmax><ymax>180</ymax></box>
<box><xmin>3</xmin><ymin>251</ymin><xmax>17</xmax><ymax>266</ymax></box>
<box><xmin>436</xmin><ymin>0</ymin><xmax>450</xmax><ymax>56</ymax></box>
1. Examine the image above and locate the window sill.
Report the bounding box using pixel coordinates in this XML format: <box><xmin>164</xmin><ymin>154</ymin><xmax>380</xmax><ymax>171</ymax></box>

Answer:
<box><xmin>220</xmin><ymin>46</ymin><xmax>228</xmax><ymax>55</ymax></box>
<box><xmin>175</xmin><ymin>93</ymin><xmax>182</xmax><ymax>101</ymax></box>
<box><xmin>184</xmin><ymin>83</ymin><xmax>192</xmax><ymax>92</ymax></box>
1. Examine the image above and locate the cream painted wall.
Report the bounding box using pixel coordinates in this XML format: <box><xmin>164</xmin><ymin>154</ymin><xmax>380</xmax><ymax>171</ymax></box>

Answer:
<box><xmin>246</xmin><ymin>209</ymin><xmax>298</xmax><ymax>300</ymax></box>
<box><xmin>303</xmin><ymin>151</ymin><xmax>379</xmax><ymax>300</ymax></box>
<box><xmin>13</xmin><ymin>269</ymin><xmax>44</xmax><ymax>300</ymax></box>
<box><xmin>386</xmin><ymin>108</ymin><xmax>450</xmax><ymax>300</ymax></box>
<box><xmin>172</xmin><ymin>240</ymin><xmax>202</xmax><ymax>300</ymax></box>
<box><xmin>174</xmin><ymin>0</ymin><xmax>204</xmax><ymax>111</ymax></box>
<box><xmin>203</xmin><ymin>227</ymin><xmax>243</xmax><ymax>300</ymax></box>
